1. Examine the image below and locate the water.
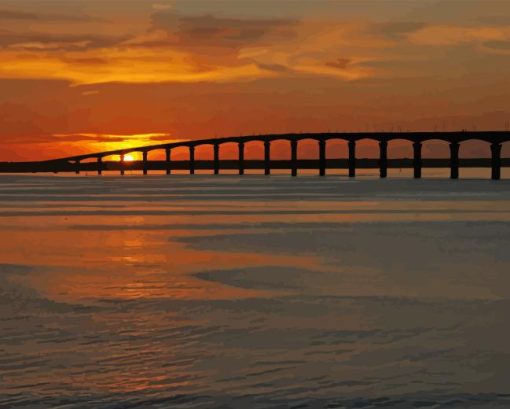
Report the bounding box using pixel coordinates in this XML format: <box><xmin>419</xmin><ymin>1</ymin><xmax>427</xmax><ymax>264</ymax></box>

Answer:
<box><xmin>1</xmin><ymin>174</ymin><xmax>510</xmax><ymax>408</ymax></box>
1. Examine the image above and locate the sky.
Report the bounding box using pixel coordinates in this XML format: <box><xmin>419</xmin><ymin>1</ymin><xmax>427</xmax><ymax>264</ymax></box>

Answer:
<box><xmin>1</xmin><ymin>0</ymin><xmax>510</xmax><ymax>161</ymax></box>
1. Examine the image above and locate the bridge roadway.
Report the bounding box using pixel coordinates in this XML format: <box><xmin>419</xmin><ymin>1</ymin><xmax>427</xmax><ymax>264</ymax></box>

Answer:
<box><xmin>1</xmin><ymin>131</ymin><xmax>510</xmax><ymax>179</ymax></box>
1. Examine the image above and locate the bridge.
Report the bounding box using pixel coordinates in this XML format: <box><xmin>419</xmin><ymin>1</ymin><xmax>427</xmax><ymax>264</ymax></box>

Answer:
<box><xmin>1</xmin><ymin>131</ymin><xmax>509</xmax><ymax>179</ymax></box>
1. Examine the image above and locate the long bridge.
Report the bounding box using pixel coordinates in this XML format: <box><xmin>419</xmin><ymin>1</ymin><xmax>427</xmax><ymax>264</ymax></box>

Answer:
<box><xmin>1</xmin><ymin>131</ymin><xmax>509</xmax><ymax>179</ymax></box>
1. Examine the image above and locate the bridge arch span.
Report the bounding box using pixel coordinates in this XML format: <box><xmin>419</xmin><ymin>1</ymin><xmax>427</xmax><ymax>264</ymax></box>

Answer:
<box><xmin>296</xmin><ymin>138</ymin><xmax>320</xmax><ymax>157</ymax></box>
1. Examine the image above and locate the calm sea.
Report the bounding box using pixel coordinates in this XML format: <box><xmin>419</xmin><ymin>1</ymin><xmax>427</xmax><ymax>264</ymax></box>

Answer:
<box><xmin>1</xmin><ymin>172</ymin><xmax>510</xmax><ymax>408</ymax></box>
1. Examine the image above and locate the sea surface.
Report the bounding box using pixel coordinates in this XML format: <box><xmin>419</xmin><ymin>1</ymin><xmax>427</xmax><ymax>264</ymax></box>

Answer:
<box><xmin>1</xmin><ymin>172</ymin><xmax>510</xmax><ymax>408</ymax></box>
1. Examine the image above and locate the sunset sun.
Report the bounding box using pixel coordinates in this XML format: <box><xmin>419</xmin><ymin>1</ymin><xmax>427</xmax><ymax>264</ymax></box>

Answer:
<box><xmin>124</xmin><ymin>154</ymin><xmax>135</xmax><ymax>162</ymax></box>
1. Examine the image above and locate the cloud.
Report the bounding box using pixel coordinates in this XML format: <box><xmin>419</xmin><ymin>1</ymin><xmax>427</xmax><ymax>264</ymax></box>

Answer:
<box><xmin>255</xmin><ymin>63</ymin><xmax>289</xmax><ymax>73</ymax></box>
<box><xmin>0</xmin><ymin>8</ymin><xmax>97</xmax><ymax>22</ymax></box>
<box><xmin>0</xmin><ymin>8</ymin><xmax>380</xmax><ymax>85</ymax></box>
<box><xmin>150</xmin><ymin>12</ymin><xmax>298</xmax><ymax>48</ymax></box>
<box><xmin>369</xmin><ymin>21</ymin><xmax>427</xmax><ymax>40</ymax></box>
<box><xmin>476</xmin><ymin>16</ymin><xmax>510</xmax><ymax>26</ymax></box>
<box><xmin>152</xmin><ymin>3</ymin><xmax>173</xmax><ymax>11</ymax></box>
<box><xmin>0</xmin><ymin>2</ymin><xmax>508</xmax><ymax>88</ymax></box>
<box><xmin>407</xmin><ymin>25</ymin><xmax>510</xmax><ymax>46</ymax></box>
<box><xmin>52</xmin><ymin>132</ymin><xmax>174</xmax><ymax>143</ymax></box>
<box><xmin>325</xmin><ymin>58</ymin><xmax>352</xmax><ymax>70</ymax></box>
<box><xmin>116</xmin><ymin>11</ymin><xmax>301</xmax><ymax>81</ymax></box>
<box><xmin>81</xmin><ymin>90</ymin><xmax>99</xmax><ymax>96</ymax></box>
<box><xmin>62</xmin><ymin>57</ymin><xmax>110</xmax><ymax>66</ymax></box>
<box><xmin>0</xmin><ymin>31</ymin><xmax>126</xmax><ymax>51</ymax></box>
<box><xmin>484</xmin><ymin>40</ymin><xmax>510</xmax><ymax>52</ymax></box>
<box><xmin>0</xmin><ymin>9</ymin><xmax>39</xmax><ymax>20</ymax></box>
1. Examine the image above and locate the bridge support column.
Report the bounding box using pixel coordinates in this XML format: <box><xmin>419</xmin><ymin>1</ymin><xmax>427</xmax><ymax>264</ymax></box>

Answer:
<box><xmin>319</xmin><ymin>139</ymin><xmax>326</xmax><ymax>176</ymax></box>
<box><xmin>97</xmin><ymin>157</ymin><xmax>103</xmax><ymax>175</ymax></box>
<box><xmin>379</xmin><ymin>140</ymin><xmax>388</xmax><ymax>178</ymax></box>
<box><xmin>166</xmin><ymin>148</ymin><xmax>171</xmax><ymax>175</ymax></box>
<box><xmin>348</xmin><ymin>140</ymin><xmax>356</xmax><ymax>177</ymax></box>
<box><xmin>264</xmin><ymin>140</ymin><xmax>271</xmax><ymax>175</ymax></box>
<box><xmin>291</xmin><ymin>139</ymin><xmax>298</xmax><ymax>176</ymax></box>
<box><xmin>449</xmin><ymin>142</ymin><xmax>460</xmax><ymax>179</ymax></box>
<box><xmin>413</xmin><ymin>142</ymin><xmax>422</xmax><ymax>179</ymax></box>
<box><xmin>120</xmin><ymin>154</ymin><xmax>125</xmax><ymax>176</ymax></box>
<box><xmin>214</xmin><ymin>144</ymin><xmax>220</xmax><ymax>175</ymax></box>
<box><xmin>491</xmin><ymin>142</ymin><xmax>502</xmax><ymax>180</ymax></box>
<box><xmin>142</xmin><ymin>151</ymin><xmax>148</xmax><ymax>175</ymax></box>
<box><xmin>238</xmin><ymin>142</ymin><xmax>245</xmax><ymax>175</ymax></box>
<box><xmin>75</xmin><ymin>160</ymin><xmax>80</xmax><ymax>175</ymax></box>
<box><xmin>189</xmin><ymin>146</ymin><xmax>195</xmax><ymax>175</ymax></box>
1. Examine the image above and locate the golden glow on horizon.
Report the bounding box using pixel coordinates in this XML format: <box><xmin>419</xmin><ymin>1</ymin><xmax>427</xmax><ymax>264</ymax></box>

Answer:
<box><xmin>124</xmin><ymin>154</ymin><xmax>135</xmax><ymax>162</ymax></box>
<box><xmin>53</xmin><ymin>133</ymin><xmax>184</xmax><ymax>157</ymax></box>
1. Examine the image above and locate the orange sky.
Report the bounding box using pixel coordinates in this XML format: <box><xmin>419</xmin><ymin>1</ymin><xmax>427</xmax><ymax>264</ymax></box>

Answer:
<box><xmin>1</xmin><ymin>0</ymin><xmax>510</xmax><ymax>161</ymax></box>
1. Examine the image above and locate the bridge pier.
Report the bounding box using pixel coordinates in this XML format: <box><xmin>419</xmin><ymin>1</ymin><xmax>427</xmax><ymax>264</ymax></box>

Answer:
<box><xmin>142</xmin><ymin>151</ymin><xmax>148</xmax><ymax>175</ymax></box>
<box><xmin>449</xmin><ymin>142</ymin><xmax>460</xmax><ymax>179</ymax></box>
<box><xmin>319</xmin><ymin>139</ymin><xmax>326</xmax><ymax>176</ymax></box>
<box><xmin>413</xmin><ymin>142</ymin><xmax>422</xmax><ymax>179</ymax></box>
<box><xmin>165</xmin><ymin>148</ymin><xmax>171</xmax><ymax>175</ymax></box>
<box><xmin>291</xmin><ymin>139</ymin><xmax>298</xmax><ymax>176</ymax></box>
<box><xmin>379</xmin><ymin>140</ymin><xmax>388</xmax><ymax>178</ymax></box>
<box><xmin>120</xmin><ymin>154</ymin><xmax>125</xmax><ymax>176</ymax></box>
<box><xmin>97</xmin><ymin>157</ymin><xmax>103</xmax><ymax>175</ymax></box>
<box><xmin>238</xmin><ymin>142</ymin><xmax>245</xmax><ymax>175</ymax></box>
<box><xmin>264</xmin><ymin>140</ymin><xmax>271</xmax><ymax>175</ymax></box>
<box><xmin>97</xmin><ymin>156</ymin><xmax>103</xmax><ymax>175</ymax></box>
<box><xmin>214</xmin><ymin>144</ymin><xmax>220</xmax><ymax>174</ymax></box>
<box><xmin>75</xmin><ymin>160</ymin><xmax>80</xmax><ymax>175</ymax></box>
<box><xmin>491</xmin><ymin>142</ymin><xmax>502</xmax><ymax>180</ymax></box>
<box><xmin>348</xmin><ymin>140</ymin><xmax>356</xmax><ymax>177</ymax></box>
<box><xmin>189</xmin><ymin>146</ymin><xmax>195</xmax><ymax>174</ymax></box>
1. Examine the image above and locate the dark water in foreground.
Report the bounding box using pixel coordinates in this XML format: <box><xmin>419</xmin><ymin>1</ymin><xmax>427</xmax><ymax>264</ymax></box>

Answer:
<box><xmin>1</xmin><ymin>174</ymin><xmax>510</xmax><ymax>408</ymax></box>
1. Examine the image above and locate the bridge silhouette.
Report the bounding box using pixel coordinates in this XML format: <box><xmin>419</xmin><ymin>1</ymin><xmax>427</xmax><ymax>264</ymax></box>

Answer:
<box><xmin>1</xmin><ymin>131</ymin><xmax>509</xmax><ymax>179</ymax></box>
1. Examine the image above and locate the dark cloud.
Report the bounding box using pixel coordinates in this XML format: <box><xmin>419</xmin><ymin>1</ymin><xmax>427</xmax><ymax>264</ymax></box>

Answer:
<box><xmin>0</xmin><ymin>8</ymin><xmax>97</xmax><ymax>22</ymax></box>
<box><xmin>150</xmin><ymin>12</ymin><xmax>298</xmax><ymax>48</ymax></box>
<box><xmin>56</xmin><ymin>134</ymin><xmax>131</xmax><ymax>143</ymax></box>
<box><xmin>61</xmin><ymin>56</ymin><xmax>110</xmax><ymax>66</ymax></box>
<box><xmin>120</xmin><ymin>12</ymin><xmax>299</xmax><ymax>70</ymax></box>
<box><xmin>51</xmin><ymin>134</ymin><xmax>172</xmax><ymax>143</ymax></box>
<box><xmin>476</xmin><ymin>16</ymin><xmax>510</xmax><ymax>26</ymax></box>
<box><xmin>484</xmin><ymin>40</ymin><xmax>510</xmax><ymax>51</ymax></box>
<box><xmin>0</xmin><ymin>9</ymin><xmax>38</xmax><ymax>20</ymax></box>
<box><xmin>369</xmin><ymin>21</ymin><xmax>427</xmax><ymax>40</ymax></box>
<box><xmin>325</xmin><ymin>58</ymin><xmax>352</xmax><ymax>70</ymax></box>
<box><xmin>0</xmin><ymin>30</ymin><xmax>126</xmax><ymax>51</ymax></box>
<box><xmin>256</xmin><ymin>63</ymin><xmax>289</xmax><ymax>73</ymax></box>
